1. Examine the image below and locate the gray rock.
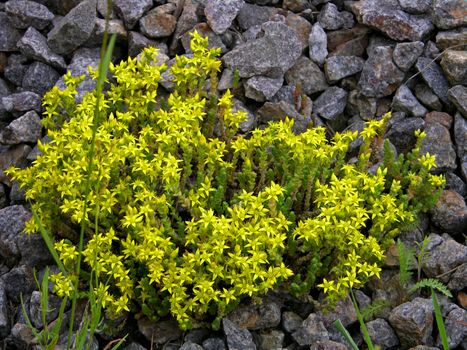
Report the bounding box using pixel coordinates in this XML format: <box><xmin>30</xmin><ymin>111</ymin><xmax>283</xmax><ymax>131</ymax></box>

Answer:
<box><xmin>17</xmin><ymin>27</ymin><xmax>67</xmax><ymax>71</ymax></box>
<box><xmin>440</xmin><ymin>307</ymin><xmax>467</xmax><ymax>348</ymax></box>
<box><xmin>431</xmin><ymin>188</ymin><xmax>467</xmax><ymax>234</ymax></box>
<box><xmin>436</xmin><ymin>28</ymin><xmax>467</xmax><ymax>50</ymax></box>
<box><xmin>96</xmin><ymin>0</ymin><xmax>116</xmax><ymax>19</ymax></box>
<box><xmin>22</xmin><ymin>61</ymin><xmax>60</xmax><ymax>95</ymax></box>
<box><xmin>5</xmin><ymin>0</ymin><xmax>54</xmax><ymax>30</ymax></box>
<box><xmin>420</xmin><ymin>119</ymin><xmax>457</xmax><ymax>172</ymax></box>
<box><xmin>123</xmin><ymin>343</ymin><xmax>146</xmax><ymax>350</ymax></box>
<box><xmin>282</xmin><ymin>311</ymin><xmax>303</xmax><ymax>334</ymax></box>
<box><xmin>292</xmin><ymin>313</ymin><xmax>329</xmax><ymax>347</ymax></box>
<box><xmin>346</xmin><ymin>90</ymin><xmax>377</xmax><ymax>120</ymax></box>
<box><xmin>0</xmin><ymin>12</ymin><xmax>23</xmax><ymax>52</ymax></box>
<box><xmin>181</xmin><ymin>23</ymin><xmax>227</xmax><ymax>54</ymax></box>
<box><xmin>308</xmin><ymin>23</ymin><xmax>328</xmax><ymax>67</ymax></box>
<box><xmin>285</xmin><ymin>12</ymin><xmax>312</xmax><ymax>52</ymax></box>
<box><xmin>440</xmin><ymin>50</ymin><xmax>467</xmax><ymax>86</ymax></box>
<box><xmin>223</xmin><ymin>318</ymin><xmax>256</xmax><ymax>350</ymax></box>
<box><xmin>408</xmin><ymin>346</ymin><xmax>440</xmax><ymax>350</ymax></box>
<box><xmin>1</xmin><ymin>265</ymin><xmax>36</xmax><ymax>302</ymax></box>
<box><xmin>447</xmin><ymin>263</ymin><xmax>467</xmax><ymax>291</ymax></box>
<box><xmin>139</xmin><ymin>7</ymin><xmax>177</xmax><ymax>39</ymax></box>
<box><xmin>324</xmin><ymin>55</ymin><xmax>365</xmax><ymax>83</ymax></box>
<box><xmin>128</xmin><ymin>31</ymin><xmax>167</xmax><ymax>57</ymax></box>
<box><xmin>0</xmin><ymin>283</ymin><xmax>8</xmax><ymax>338</ymax></box>
<box><xmin>285</xmin><ymin>56</ymin><xmax>328</xmax><ymax>95</ymax></box>
<box><xmin>29</xmin><ymin>291</ymin><xmax>63</xmax><ymax>328</ymax></box>
<box><xmin>358</xmin><ymin>46</ymin><xmax>405</xmax><ymax>98</ymax></box>
<box><xmin>4</xmin><ymin>54</ymin><xmax>29</xmax><ymax>87</ymax></box>
<box><xmin>312</xmin><ymin>340</ymin><xmax>348</xmax><ymax>350</ymax></box>
<box><xmin>314</xmin><ymin>87</ymin><xmax>348</xmax><ymax>121</ymax></box>
<box><xmin>318</xmin><ymin>295</ymin><xmax>357</xmax><ymax>328</ymax></box>
<box><xmin>448</xmin><ymin>85</ymin><xmax>467</xmax><ymax>117</ymax></box>
<box><xmin>244</xmin><ymin>76</ymin><xmax>283</xmax><ymax>102</ymax></box>
<box><xmin>366</xmin><ymin>318</ymin><xmax>399</xmax><ymax>350</ymax></box>
<box><xmin>366</xmin><ymin>35</ymin><xmax>397</xmax><ymax>57</ymax></box>
<box><xmin>204</xmin><ymin>0</ymin><xmax>243</xmax><ymax>34</ymax></box>
<box><xmin>47</xmin><ymin>0</ymin><xmax>97</xmax><ymax>55</ymax></box>
<box><xmin>170</xmin><ymin>1</ymin><xmax>200</xmax><ymax>52</ymax></box>
<box><xmin>423</xmin><ymin>40</ymin><xmax>441</xmax><ymax>59</ymax></box>
<box><xmin>415</xmin><ymin>84</ymin><xmax>443</xmax><ymax>111</ymax></box>
<box><xmin>351</xmin><ymin>0</ymin><xmax>434</xmax><ymax>41</ymax></box>
<box><xmin>137</xmin><ymin>317</ymin><xmax>182</xmax><ymax>345</ymax></box>
<box><xmin>318</xmin><ymin>3</ymin><xmax>344</xmax><ymax>30</ymax></box>
<box><xmin>388</xmin><ymin>298</ymin><xmax>434</xmax><ymax>348</ymax></box>
<box><xmin>327</xmin><ymin>25</ymin><xmax>369</xmax><ymax>57</ymax></box>
<box><xmin>0</xmin><ymin>144</ymin><xmax>31</xmax><ymax>184</ymax></box>
<box><xmin>227</xmin><ymin>301</ymin><xmax>281</xmax><ymax>330</ymax></box>
<box><xmin>258</xmin><ymin>101</ymin><xmax>311</xmax><ymax>134</ymax></box>
<box><xmin>398</xmin><ymin>0</ymin><xmax>433</xmax><ymax>13</ymax></box>
<box><xmin>114</xmin><ymin>0</ymin><xmax>152</xmax><ymax>30</ymax></box>
<box><xmin>445</xmin><ymin>172</ymin><xmax>467</xmax><ymax>197</ymax></box>
<box><xmin>86</xmin><ymin>18</ymin><xmax>127</xmax><ymax>47</ymax></box>
<box><xmin>455</xmin><ymin>112</ymin><xmax>467</xmax><ymax>162</ymax></box>
<box><xmin>8</xmin><ymin>322</ymin><xmax>36</xmax><ymax>349</ymax></box>
<box><xmin>184</xmin><ymin>328</ymin><xmax>210</xmax><ymax>345</ymax></box>
<box><xmin>258</xmin><ymin>330</ymin><xmax>284</xmax><ymax>350</ymax></box>
<box><xmin>0</xmin><ymin>111</ymin><xmax>42</xmax><ymax>145</ymax></box>
<box><xmin>9</xmin><ymin>181</ymin><xmax>26</xmax><ymax>205</ymax></box>
<box><xmin>432</xmin><ymin>0</ymin><xmax>467</xmax><ymax>29</ymax></box>
<box><xmin>415</xmin><ymin>57</ymin><xmax>450</xmax><ymax>105</ymax></box>
<box><xmin>236</xmin><ymin>3</ymin><xmax>278</xmax><ymax>31</ymax></box>
<box><xmin>393</xmin><ymin>41</ymin><xmax>425</xmax><ymax>71</ymax></box>
<box><xmin>179</xmin><ymin>342</ymin><xmax>203</xmax><ymax>350</ymax></box>
<box><xmin>392</xmin><ymin>85</ymin><xmax>428</xmax><ymax>118</ymax></box>
<box><xmin>223</xmin><ymin>21</ymin><xmax>301</xmax><ymax>78</ymax></box>
<box><xmin>2</xmin><ymin>92</ymin><xmax>41</xmax><ymax>114</ymax></box>
<box><xmin>202</xmin><ymin>338</ymin><xmax>226</xmax><ymax>350</ymax></box>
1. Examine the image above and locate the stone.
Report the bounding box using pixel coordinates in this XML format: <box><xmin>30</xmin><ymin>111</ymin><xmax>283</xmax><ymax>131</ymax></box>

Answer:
<box><xmin>398</xmin><ymin>0</ymin><xmax>433</xmax><ymax>13</ymax></box>
<box><xmin>22</xmin><ymin>61</ymin><xmax>61</xmax><ymax>95</ymax></box>
<box><xmin>445</xmin><ymin>172</ymin><xmax>467</xmax><ymax>197</ymax></box>
<box><xmin>10</xmin><ymin>181</ymin><xmax>26</xmax><ymax>205</ymax></box>
<box><xmin>388</xmin><ymin>298</ymin><xmax>434</xmax><ymax>348</ymax></box>
<box><xmin>1</xmin><ymin>265</ymin><xmax>36</xmax><ymax>303</ymax></box>
<box><xmin>170</xmin><ymin>1</ymin><xmax>200</xmax><ymax>53</ymax></box>
<box><xmin>393</xmin><ymin>41</ymin><xmax>425</xmax><ymax>71</ymax></box>
<box><xmin>0</xmin><ymin>79</ymin><xmax>11</xmax><ymax>121</ymax></box>
<box><xmin>113</xmin><ymin>0</ymin><xmax>152</xmax><ymax>30</ymax></box>
<box><xmin>47</xmin><ymin>0</ymin><xmax>97</xmax><ymax>55</ymax></box>
<box><xmin>0</xmin><ymin>283</ymin><xmax>8</xmax><ymax>338</ymax></box>
<box><xmin>285</xmin><ymin>12</ymin><xmax>312</xmax><ymax>52</ymax></box>
<box><xmin>86</xmin><ymin>18</ymin><xmax>127</xmax><ymax>47</ymax></box>
<box><xmin>0</xmin><ymin>12</ymin><xmax>23</xmax><ymax>52</ymax></box>
<box><xmin>17</xmin><ymin>27</ymin><xmax>67</xmax><ymax>71</ymax></box>
<box><xmin>222</xmin><ymin>21</ymin><xmax>301</xmax><ymax>78</ymax></box>
<box><xmin>416</xmin><ymin>57</ymin><xmax>451</xmax><ymax>105</ymax></box>
<box><xmin>440</xmin><ymin>50</ymin><xmax>467</xmax><ymax>85</ymax></box>
<box><xmin>314</xmin><ymin>87</ymin><xmax>348</xmax><ymax>121</ymax></box>
<box><xmin>258</xmin><ymin>101</ymin><xmax>311</xmax><ymax>134</ymax></box>
<box><xmin>8</xmin><ymin>322</ymin><xmax>36</xmax><ymax>349</ymax></box>
<box><xmin>139</xmin><ymin>7</ymin><xmax>177</xmax><ymax>39</ymax></box>
<box><xmin>392</xmin><ymin>85</ymin><xmax>428</xmax><ymax>118</ymax></box>
<box><xmin>448</xmin><ymin>85</ymin><xmax>467</xmax><ymax>117</ymax></box>
<box><xmin>179</xmin><ymin>342</ymin><xmax>203</xmax><ymax>350</ymax></box>
<box><xmin>282</xmin><ymin>311</ymin><xmax>303</xmax><ymax>334</ymax></box>
<box><xmin>351</xmin><ymin>0</ymin><xmax>434</xmax><ymax>41</ymax></box>
<box><xmin>454</xmin><ymin>112</ymin><xmax>467</xmax><ymax>161</ymax></box>
<box><xmin>123</xmin><ymin>343</ymin><xmax>146</xmax><ymax>350</ymax></box>
<box><xmin>424</xmin><ymin>111</ymin><xmax>452</xmax><ymax>128</ymax></box>
<box><xmin>96</xmin><ymin>0</ymin><xmax>116</xmax><ymax>19</ymax></box>
<box><xmin>0</xmin><ymin>144</ymin><xmax>31</xmax><ymax>184</ymax></box>
<box><xmin>258</xmin><ymin>330</ymin><xmax>284</xmax><ymax>350</ymax></box>
<box><xmin>292</xmin><ymin>313</ymin><xmax>329</xmax><ymax>346</ymax></box>
<box><xmin>324</xmin><ymin>56</ymin><xmax>365</xmax><ymax>83</ymax></box>
<box><xmin>227</xmin><ymin>301</ymin><xmax>281</xmax><ymax>330</ymax></box>
<box><xmin>313</xmin><ymin>340</ymin><xmax>348</xmax><ymax>350</ymax></box>
<box><xmin>448</xmin><ymin>263</ymin><xmax>467</xmax><ymax>291</ymax></box>
<box><xmin>318</xmin><ymin>295</ymin><xmax>357</xmax><ymax>328</ymax></box>
<box><xmin>202</xmin><ymin>338</ymin><xmax>226</xmax><ymax>350</ymax></box>
<box><xmin>441</xmin><ymin>307</ymin><xmax>467</xmax><ymax>348</ymax></box>
<box><xmin>236</xmin><ymin>3</ymin><xmax>278</xmax><ymax>31</ymax></box>
<box><xmin>204</xmin><ymin>0</ymin><xmax>243</xmax><ymax>34</ymax></box>
<box><xmin>308</xmin><ymin>23</ymin><xmax>327</xmax><ymax>67</ymax></box>
<box><xmin>420</xmin><ymin>119</ymin><xmax>457</xmax><ymax>172</ymax></box>
<box><xmin>222</xmin><ymin>318</ymin><xmax>256</xmax><ymax>350</ymax></box>
<box><xmin>366</xmin><ymin>318</ymin><xmax>399</xmax><ymax>350</ymax></box>
<box><xmin>285</xmin><ymin>56</ymin><xmax>328</xmax><ymax>95</ymax></box>
<box><xmin>318</xmin><ymin>3</ymin><xmax>344</xmax><ymax>30</ymax></box>
<box><xmin>432</xmin><ymin>0</ymin><xmax>467</xmax><ymax>29</ymax></box>
<box><xmin>327</xmin><ymin>25</ymin><xmax>369</xmax><ymax>57</ymax></box>
<box><xmin>436</xmin><ymin>28</ymin><xmax>467</xmax><ymax>50</ymax></box>
<box><xmin>431</xmin><ymin>189</ymin><xmax>467</xmax><ymax>234</ymax></box>
<box><xmin>137</xmin><ymin>317</ymin><xmax>182</xmax><ymax>345</ymax></box>
<box><xmin>128</xmin><ymin>31</ymin><xmax>167</xmax><ymax>57</ymax></box>
<box><xmin>181</xmin><ymin>23</ymin><xmax>227</xmax><ymax>54</ymax></box>
<box><xmin>358</xmin><ymin>46</ymin><xmax>405</xmax><ymax>98</ymax></box>
<box><xmin>5</xmin><ymin>0</ymin><xmax>54</xmax><ymax>30</ymax></box>
<box><xmin>244</xmin><ymin>76</ymin><xmax>283</xmax><ymax>102</ymax></box>
<box><xmin>29</xmin><ymin>291</ymin><xmax>63</xmax><ymax>328</ymax></box>
<box><xmin>4</xmin><ymin>54</ymin><xmax>29</xmax><ymax>87</ymax></box>
<box><xmin>346</xmin><ymin>90</ymin><xmax>377</xmax><ymax>120</ymax></box>
<box><xmin>414</xmin><ymin>84</ymin><xmax>443</xmax><ymax>111</ymax></box>
<box><xmin>2</xmin><ymin>92</ymin><xmax>41</xmax><ymax>114</ymax></box>
<box><xmin>0</xmin><ymin>111</ymin><xmax>42</xmax><ymax>145</ymax></box>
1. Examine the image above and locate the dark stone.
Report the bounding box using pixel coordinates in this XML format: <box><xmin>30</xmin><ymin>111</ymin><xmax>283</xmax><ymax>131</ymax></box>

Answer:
<box><xmin>0</xmin><ymin>12</ymin><xmax>23</xmax><ymax>52</ymax></box>
<box><xmin>415</xmin><ymin>84</ymin><xmax>443</xmax><ymax>111</ymax></box>
<box><xmin>317</xmin><ymin>294</ymin><xmax>358</xmax><ymax>328</ymax></box>
<box><xmin>5</xmin><ymin>0</ymin><xmax>54</xmax><ymax>30</ymax></box>
<box><xmin>285</xmin><ymin>12</ymin><xmax>312</xmax><ymax>52</ymax></box>
<box><xmin>440</xmin><ymin>307</ymin><xmax>467</xmax><ymax>348</ymax></box>
<box><xmin>128</xmin><ymin>31</ymin><xmax>167</xmax><ymax>57</ymax></box>
<box><xmin>454</xmin><ymin>112</ymin><xmax>467</xmax><ymax>163</ymax></box>
<box><xmin>202</xmin><ymin>338</ymin><xmax>226</xmax><ymax>350</ymax></box>
<box><xmin>445</xmin><ymin>172</ymin><xmax>467</xmax><ymax>197</ymax></box>
<box><xmin>386</xmin><ymin>116</ymin><xmax>425</xmax><ymax>154</ymax></box>
<box><xmin>258</xmin><ymin>101</ymin><xmax>311</xmax><ymax>134</ymax></box>
<box><xmin>0</xmin><ymin>283</ymin><xmax>8</xmax><ymax>338</ymax></box>
<box><xmin>2</xmin><ymin>92</ymin><xmax>41</xmax><ymax>114</ymax></box>
<box><xmin>223</xmin><ymin>21</ymin><xmax>301</xmax><ymax>78</ymax></box>
<box><xmin>179</xmin><ymin>342</ymin><xmax>203</xmax><ymax>350</ymax></box>
<box><xmin>308</xmin><ymin>23</ymin><xmax>327</xmax><ymax>66</ymax></box>
<box><xmin>314</xmin><ymin>340</ymin><xmax>348</xmax><ymax>349</ymax></box>
<box><xmin>223</xmin><ymin>318</ymin><xmax>256</xmax><ymax>350</ymax></box>
<box><xmin>283</xmin><ymin>0</ymin><xmax>312</xmax><ymax>12</ymax></box>
<box><xmin>137</xmin><ymin>317</ymin><xmax>183</xmax><ymax>345</ymax></box>
<box><xmin>448</xmin><ymin>85</ymin><xmax>467</xmax><ymax>117</ymax></box>
<box><xmin>227</xmin><ymin>301</ymin><xmax>281</xmax><ymax>330</ymax></box>
<box><xmin>398</xmin><ymin>0</ymin><xmax>433</xmax><ymax>13</ymax></box>
<box><xmin>393</xmin><ymin>41</ymin><xmax>424</xmax><ymax>71</ymax></box>
<box><xmin>432</xmin><ymin>0</ymin><xmax>467</xmax><ymax>29</ymax></box>
<box><xmin>233</xmin><ymin>99</ymin><xmax>256</xmax><ymax>133</ymax></box>
<box><xmin>139</xmin><ymin>6</ymin><xmax>177</xmax><ymax>39</ymax></box>
<box><xmin>358</xmin><ymin>46</ymin><xmax>405</xmax><ymax>98</ymax></box>
<box><xmin>236</xmin><ymin>3</ymin><xmax>278</xmax><ymax>31</ymax></box>
<box><xmin>285</xmin><ymin>56</ymin><xmax>328</xmax><ymax>95</ymax></box>
<box><xmin>346</xmin><ymin>91</ymin><xmax>377</xmax><ymax>120</ymax></box>
<box><xmin>440</xmin><ymin>50</ymin><xmax>467</xmax><ymax>85</ymax></box>
<box><xmin>1</xmin><ymin>265</ymin><xmax>36</xmax><ymax>303</ymax></box>
<box><xmin>0</xmin><ymin>110</ymin><xmax>42</xmax><ymax>145</ymax></box>
<box><xmin>22</xmin><ymin>61</ymin><xmax>60</xmax><ymax>95</ymax></box>
<box><xmin>324</xmin><ymin>55</ymin><xmax>365</xmax><ymax>83</ymax></box>
<box><xmin>113</xmin><ymin>0</ymin><xmax>152</xmax><ymax>30</ymax></box>
<box><xmin>204</xmin><ymin>0</ymin><xmax>243</xmax><ymax>34</ymax></box>
<box><xmin>123</xmin><ymin>343</ymin><xmax>146</xmax><ymax>350</ymax></box>
<box><xmin>448</xmin><ymin>263</ymin><xmax>467</xmax><ymax>291</ymax></box>
<box><xmin>4</xmin><ymin>54</ymin><xmax>29</xmax><ymax>87</ymax></box>
<box><xmin>86</xmin><ymin>18</ymin><xmax>127</xmax><ymax>47</ymax></box>
<box><xmin>327</xmin><ymin>25</ymin><xmax>369</xmax><ymax>57</ymax></box>
<box><xmin>170</xmin><ymin>1</ymin><xmax>200</xmax><ymax>53</ymax></box>
<box><xmin>0</xmin><ymin>144</ymin><xmax>32</xmax><ymax>184</ymax></box>
<box><xmin>258</xmin><ymin>330</ymin><xmax>284</xmax><ymax>350</ymax></box>
<box><xmin>314</xmin><ymin>87</ymin><xmax>348</xmax><ymax>121</ymax></box>
<box><xmin>392</xmin><ymin>85</ymin><xmax>428</xmax><ymax>117</ymax></box>
<box><xmin>292</xmin><ymin>313</ymin><xmax>329</xmax><ymax>346</ymax></box>
<box><xmin>423</xmin><ymin>40</ymin><xmax>441</xmax><ymax>59</ymax></box>
<box><xmin>17</xmin><ymin>27</ymin><xmax>67</xmax><ymax>71</ymax></box>
<box><xmin>436</xmin><ymin>28</ymin><xmax>467</xmax><ymax>50</ymax></box>
<box><xmin>9</xmin><ymin>181</ymin><xmax>26</xmax><ymax>205</ymax></box>
<box><xmin>181</xmin><ymin>23</ymin><xmax>227</xmax><ymax>54</ymax></box>
<box><xmin>366</xmin><ymin>318</ymin><xmax>399</xmax><ymax>350</ymax></box>
<box><xmin>415</xmin><ymin>57</ymin><xmax>450</xmax><ymax>105</ymax></box>
<box><xmin>8</xmin><ymin>322</ymin><xmax>36</xmax><ymax>349</ymax></box>
<box><xmin>318</xmin><ymin>3</ymin><xmax>344</xmax><ymax>30</ymax></box>
<box><xmin>244</xmin><ymin>76</ymin><xmax>283</xmax><ymax>102</ymax></box>
<box><xmin>420</xmin><ymin>119</ymin><xmax>457</xmax><ymax>172</ymax></box>
<box><xmin>47</xmin><ymin>0</ymin><xmax>97</xmax><ymax>55</ymax></box>
<box><xmin>29</xmin><ymin>291</ymin><xmax>63</xmax><ymax>328</ymax></box>
<box><xmin>431</xmin><ymin>191</ymin><xmax>467</xmax><ymax>235</ymax></box>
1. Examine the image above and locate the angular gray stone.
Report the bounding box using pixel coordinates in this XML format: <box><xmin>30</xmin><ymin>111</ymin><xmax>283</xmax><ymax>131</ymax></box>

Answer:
<box><xmin>285</xmin><ymin>56</ymin><xmax>328</xmax><ymax>95</ymax></box>
<box><xmin>449</xmin><ymin>85</ymin><xmax>467</xmax><ymax>117</ymax></box>
<box><xmin>440</xmin><ymin>50</ymin><xmax>467</xmax><ymax>85</ymax></box>
<box><xmin>0</xmin><ymin>111</ymin><xmax>42</xmax><ymax>145</ymax></box>
<box><xmin>114</xmin><ymin>0</ymin><xmax>152</xmax><ymax>30</ymax></box>
<box><xmin>388</xmin><ymin>298</ymin><xmax>434</xmax><ymax>348</ymax></box>
<box><xmin>258</xmin><ymin>101</ymin><xmax>311</xmax><ymax>134</ymax></box>
<box><xmin>454</xmin><ymin>112</ymin><xmax>467</xmax><ymax>162</ymax></box>
<box><xmin>447</xmin><ymin>263</ymin><xmax>467</xmax><ymax>291</ymax></box>
<box><xmin>440</xmin><ymin>307</ymin><xmax>467</xmax><ymax>348</ymax></box>
<box><xmin>393</xmin><ymin>41</ymin><xmax>425</xmax><ymax>71</ymax></box>
<box><xmin>398</xmin><ymin>0</ymin><xmax>433</xmax><ymax>13</ymax></box>
<box><xmin>314</xmin><ymin>87</ymin><xmax>348</xmax><ymax>121</ymax></box>
<box><xmin>432</xmin><ymin>0</ymin><xmax>467</xmax><ymax>29</ymax></box>
<box><xmin>436</xmin><ymin>28</ymin><xmax>467</xmax><ymax>50</ymax></box>
<box><xmin>22</xmin><ymin>61</ymin><xmax>60</xmax><ymax>95</ymax></box>
<box><xmin>420</xmin><ymin>119</ymin><xmax>457</xmax><ymax>172</ymax></box>
<box><xmin>10</xmin><ymin>181</ymin><xmax>26</xmax><ymax>205</ymax></box>
<box><xmin>324</xmin><ymin>55</ymin><xmax>365</xmax><ymax>83</ymax></box>
<box><xmin>392</xmin><ymin>85</ymin><xmax>428</xmax><ymax>118</ymax></box>
<box><xmin>86</xmin><ymin>18</ymin><xmax>127</xmax><ymax>47</ymax></box>
<box><xmin>137</xmin><ymin>317</ymin><xmax>182</xmax><ymax>345</ymax></box>
<box><xmin>318</xmin><ymin>3</ymin><xmax>344</xmax><ymax>30</ymax></box>
<box><xmin>292</xmin><ymin>313</ymin><xmax>329</xmax><ymax>347</ymax></box>
<box><xmin>29</xmin><ymin>291</ymin><xmax>62</xmax><ymax>328</ymax></box>
<box><xmin>181</xmin><ymin>23</ymin><xmax>227</xmax><ymax>54</ymax></box>
<box><xmin>223</xmin><ymin>318</ymin><xmax>256</xmax><ymax>350</ymax></box>
<box><xmin>123</xmin><ymin>343</ymin><xmax>147</xmax><ymax>350</ymax></box>
<box><xmin>258</xmin><ymin>330</ymin><xmax>284</xmax><ymax>350</ymax></box>
<box><xmin>47</xmin><ymin>0</ymin><xmax>97</xmax><ymax>55</ymax></box>
<box><xmin>351</xmin><ymin>0</ymin><xmax>434</xmax><ymax>41</ymax></box>
<box><xmin>17</xmin><ymin>27</ymin><xmax>67</xmax><ymax>71</ymax></box>
<box><xmin>318</xmin><ymin>295</ymin><xmax>357</xmax><ymax>328</ymax></box>
<box><xmin>236</xmin><ymin>3</ymin><xmax>278</xmax><ymax>31</ymax></box>
<box><xmin>282</xmin><ymin>311</ymin><xmax>303</xmax><ymax>334</ymax></box>
<box><xmin>358</xmin><ymin>46</ymin><xmax>405</xmax><ymax>98</ymax></box>
<box><xmin>170</xmin><ymin>1</ymin><xmax>200</xmax><ymax>52</ymax></box>
<box><xmin>1</xmin><ymin>265</ymin><xmax>36</xmax><ymax>303</ymax></box>
<box><xmin>244</xmin><ymin>76</ymin><xmax>283</xmax><ymax>102</ymax></box>
<box><xmin>5</xmin><ymin>0</ymin><xmax>54</xmax><ymax>30</ymax></box>
<box><xmin>4</xmin><ymin>54</ymin><xmax>28</xmax><ymax>87</ymax></box>
<box><xmin>179</xmin><ymin>342</ymin><xmax>203</xmax><ymax>350</ymax></box>
<box><xmin>222</xmin><ymin>21</ymin><xmax>301</xmax><ymax>78</ymax></box>
<box><xmin>388</xmin><ymin>116</ymin><xmax>427</xmax><ymax>154</ymax></box>
<box><xmin>128</xmin><ymin>31</ymin><xmax>167</xmax><ymax>57</ymax></box>
<box><xmin>313</xmin><ymin>340</ymin><xmax>348</xmax><ymax>350</ymax></box>
<box><xmin>202</xmin><ymin>338</ymin><xmax>226</xmax><ymax>350</ymax></box>
<box><xmin>227</xmin><ymin>301</ymin><xmax>281</xmax><ymax>330</ymax></box>
<box><xmin>0</xmin><ymin>12</ymin><xmax>23</xmax><ymax>52</ymax></box>
<box><xmin>204</xmin><ymin>0</ymin><xmax>243</xmax><ymax>34</ymax></box>
<box><xmin>415</xmin><ymin>57</ymin><xmax>450</xmax><ymax>104</ymax></box>
<box><xmin>346</xmin><ymin>90</ymin><xmax>377</xmax><ymax>120</ymax></box>
<box><xmin>415</xmin><ymin>84</ymin><xmax>443</xmax><ymax>111</ymax></box>
<box><xmin>366</xmin><ymin>318</ymin><xmax>399</xmax><ymax>350</ymax></box>
<box><xmin>2</xmin><ymin>92</ymin><xmax>41</xmax><ymax>114</ymax></box>
<box><xmin>308</xmin><ymin>23</ymin><xmax>328</xmax><ymax>67</ymax></box>
<box><xmin>139</xmin><ymin>7</ymin><xmax>177</xmax><ymax>39</ymax></box>
<box><xmin>445</xmin><ymin>172</ymin><xmax>467</xmax><ymax>197</ymax></box>
<box><xmin>0</xmin><ymin>144</ymin><xmax>32</xmax><ymax>184</ymax></box>
<box><xmin>0</xmin><ymin>283</ymin><xmax>8</xmax><ymax>338</ymax></box>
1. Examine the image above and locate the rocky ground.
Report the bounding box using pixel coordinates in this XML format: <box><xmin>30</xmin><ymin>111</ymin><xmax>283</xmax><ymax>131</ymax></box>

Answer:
<box><xmin>0</xmin><ymin>0</ymin><xmax>466</xmax><ymax>349</ymax></box>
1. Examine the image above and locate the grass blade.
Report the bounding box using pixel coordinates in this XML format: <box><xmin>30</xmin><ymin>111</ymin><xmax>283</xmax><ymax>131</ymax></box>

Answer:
<box><xmin>333</xmin><ymin>319</ymin><xmax>360</xmax><ymax>350</ymax></box>
<box><xmin>432</xmin><ymin>288</ymin><xmax>449</xmax><ymax>350</ymax></box>
<box><xmin>351</xmin><ymin>290</ymin><xmax>375</xmax><ymax>350</ymax></box>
